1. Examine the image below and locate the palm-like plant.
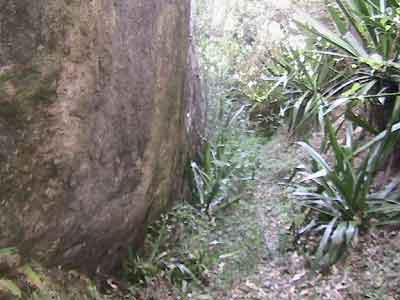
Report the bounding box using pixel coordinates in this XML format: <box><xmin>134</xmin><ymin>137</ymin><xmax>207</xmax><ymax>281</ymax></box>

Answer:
<box><xmin>190</xmin><ymin>139</ymin><xmax>233</xmax><ymax>212</ymax></box>
<box><xmin>250</xmin><ymin>0</ymin><xmax>400</xmax><ymax>270</ymax></box>
<box><xmin>252</xmin><ymin>44</ymin><xmax>350</xmax><ymax>135</ymax></box>
<box><xmin>250</xmin><ymin>0</ymin><xmax>400</xmax><ymax>138</ymax></box>
<box><xmin>294</xmin><ymin>97</ymin><xmax>400</xmax><ymax>267</ymax></box>
<box><xmin>276</xmin><ymin>47</ymin><xmax>340</xmax><ymax>134</ymax></box>
<box><xmin>297</xmin><ymin>0</ymin><xmax>400</xmax><ymax>132</ymax></box>
<box><xmin>294</xmin><ymin>123</ymin><xmax>368</xmax><ymax>266</ymax></box>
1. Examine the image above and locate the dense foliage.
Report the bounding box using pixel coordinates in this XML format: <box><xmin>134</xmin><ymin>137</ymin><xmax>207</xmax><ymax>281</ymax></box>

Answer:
<box><xmin>124</xmin><ymin>1</ymin><xmax>400</xmax><ymax>295</ymax></box>
<box><xmin>248</xmin><ymin>0</ymin><xmax>400</xmax><ymax>267</ymax></box>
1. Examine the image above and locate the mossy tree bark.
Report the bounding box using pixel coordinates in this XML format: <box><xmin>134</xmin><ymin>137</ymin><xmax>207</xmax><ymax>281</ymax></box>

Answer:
<box><xmin>0</xmin><ymin>0</ymin><xmax>201</xmax><ymax>274</ymax></box>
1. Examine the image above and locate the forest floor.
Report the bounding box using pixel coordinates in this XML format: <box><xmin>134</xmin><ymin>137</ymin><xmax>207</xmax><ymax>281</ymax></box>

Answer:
<box><xmin>131</xmin><ymin>133</ymin><xmax>400</xmax><ymax>300</ymax></box>
<box><xmin>183</xmin><ymin>133</ymin><xmax>400</xmax><ymax>300</ymax></box>
<box><xmin>2</xmin><ymin>133</ymin><xmax>398</xmax><ymax>300</ymax></box>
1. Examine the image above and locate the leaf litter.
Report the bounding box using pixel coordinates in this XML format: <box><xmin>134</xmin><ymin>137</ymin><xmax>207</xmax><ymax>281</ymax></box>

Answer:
<box><xmin>221</xmin><ymin>133</ymin><xmax>400</xmax><ymax>300</ymax></box>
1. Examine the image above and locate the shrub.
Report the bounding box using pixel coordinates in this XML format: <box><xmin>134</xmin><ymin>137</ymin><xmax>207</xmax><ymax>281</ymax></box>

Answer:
<box><xmin>293</xmin><ymin>105</ymin><xmax>400</xmax><ymax>267</ymax></box>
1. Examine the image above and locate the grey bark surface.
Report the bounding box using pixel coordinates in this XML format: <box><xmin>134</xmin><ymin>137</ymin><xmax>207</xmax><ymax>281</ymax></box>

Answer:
<box><xmin>0</xmin><ymin>0</ymin><xmax>200</xmax><ymax>274</ymax></box>
<box><xmin>184</xmin><ymin>6</ymin><xmax>206</xmax><ymax>157</ymax></box>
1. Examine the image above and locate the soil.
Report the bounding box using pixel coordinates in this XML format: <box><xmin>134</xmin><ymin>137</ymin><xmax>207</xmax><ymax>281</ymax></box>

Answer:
<box><xmin>220</xmin><ymin>134</ymin><xmax>400</xmax><ymax>300</ymax></box>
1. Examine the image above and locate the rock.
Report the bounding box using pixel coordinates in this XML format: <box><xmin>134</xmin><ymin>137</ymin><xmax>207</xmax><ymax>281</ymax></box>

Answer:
<box><xmin>0</xmin><ymin>252</ymin><xmax>21</xmax><ymax>275</ymax></box>
<box><xmin>0</xmin><ymin>0</ymin><xmax>204</xmax><ymax>274</ymax></box>
<box><xmin>0</xmin><ymin>279</ymin><xmax>22</xmax><ymax>299</ymax></box>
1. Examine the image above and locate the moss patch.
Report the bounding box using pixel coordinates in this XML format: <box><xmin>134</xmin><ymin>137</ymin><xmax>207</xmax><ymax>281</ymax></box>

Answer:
<box><xmin>0</xmin><ymin>260</ymin><xmax>106</xmax><ymax>300</ymax></box>
<box><xmin>0</xmin><ymin>63</ymin><xmax>60</xmax><ymax>246</ymax></box>
<box><xmin>0</xmin><ymin>65</ymin><xmax>57</xmax><ymax>126</ymax></box>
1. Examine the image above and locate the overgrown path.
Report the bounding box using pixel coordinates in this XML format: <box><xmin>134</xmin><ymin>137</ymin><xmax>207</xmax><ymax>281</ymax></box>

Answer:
<box><xmin>216</xmin><ymin>134</ymin><xmax>400</xmax><ymax>300</ymax></box>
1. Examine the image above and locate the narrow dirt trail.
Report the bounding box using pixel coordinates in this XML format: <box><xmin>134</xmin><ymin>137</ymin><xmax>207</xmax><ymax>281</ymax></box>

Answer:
<box><xmin>130</xmin><ymin>134</ymin><xmax>399</xmax><ymax>300</ymax></box>
<box><xmin>225</xmin><ymin>135</ymin><xmax>318</xmax><ymax>300</ymax></box>
<box><xmin>221</xmin><ymin>135</ymin><xmax>390</xmax><ymax>300</ymax></box>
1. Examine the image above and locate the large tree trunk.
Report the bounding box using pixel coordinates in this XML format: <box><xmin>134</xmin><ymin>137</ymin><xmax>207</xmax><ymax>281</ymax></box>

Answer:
<box><xmin>184</xmin><ymin>3</ymin><xmax>207</xmax><ymax>158</ymax></box>
<box><xmin>0</xmin><ymin>0</ymin><xmax>199</xmax><ymax>274</ymax></box>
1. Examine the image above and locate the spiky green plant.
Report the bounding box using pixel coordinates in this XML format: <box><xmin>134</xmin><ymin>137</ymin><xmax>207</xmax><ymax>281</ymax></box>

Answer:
<box><xmin>294</xmin><ymin>97</ymin><xmax>400</xmax><ymax>267</ymax></box>
<box><xmin>248</xmin><ymin>44</ymin><xmax>349</xmax><ymax>135</ymax></box>
<box><xmin>190</xmin><ymin>139</ymin><xmax>233</xmax><ymax>212</ymax></box>
<box><xmin>250</xmin><ymin>0</ymin><xmax>400</xmax><ymax>137</ymax></box>
<box><xmin>296</xmin><ymin>0</ymin><xmax>400</xmax><ymax>132</ymax></box>
<box><xmin>276</xmin><ymin>46</ymin><xmax>346</xmax><ymax>134</ymax></box>
<box><xmin>190</xmin><ymin>102</ymin><xmax>262</xmax><ymax>213</ymax></box>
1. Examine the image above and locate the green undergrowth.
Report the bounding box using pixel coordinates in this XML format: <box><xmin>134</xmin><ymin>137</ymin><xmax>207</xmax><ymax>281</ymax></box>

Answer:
<box><xmin>122</xmin><ymin>132</ymin><xmax>267</xmax><ymax>299</ymax></box>
<box><xmin>254</xmin><ymin>133</ymin><xmax>307</xmax><ymax>255</ymax></box>
<box><xmin>0</xmin><ymin>188</ymin><xmax>266</xmax><ymax>300</ymax></box>
<box><xmin>209</xmin><ymin>194</ymin><xmax>265</xmax><ymax>288</ymax></box>
<box><xmin>123</xmin><ymin>192</ymin><xmax>265</xmax><ymax>299</ymax></box>
<box><xmin>242</xmin><ymin>0</ymin><xmax>400</xmax><ymax>271</ymax></box>
<box><xmin>0</xmin><ymin>255</ymin><xmax>104</xmax><ymax>300</ymax></box>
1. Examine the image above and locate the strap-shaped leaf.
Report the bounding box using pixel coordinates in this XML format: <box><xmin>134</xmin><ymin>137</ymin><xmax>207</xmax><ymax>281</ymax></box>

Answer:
<box><xmin>297</xmin><ymin>142</ymin><xmax>332</xmax><ymax>172</ymax></box>
<box><xmin>330</xmin><ymin>222</ymin><xmax>347</xmax><ymax>246</ymax></box>
<box><xmin>354</xmin><ymin>121</ymin><xmax>400</xmax><ymax>155</ymax></box>
<box><xmin>317</xmin><ymin>218</ymin><xmax>338</xmax><ymax>257</ymax></box>
<box><xmin>326</xmin><ymin>1</ymin><xmax>347</xmax><ymax>34</ymax></box>
<box><xmin>295</xmin><ymin>16</ymin><xmax>359</xmax><ymax>57</ymax></box>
